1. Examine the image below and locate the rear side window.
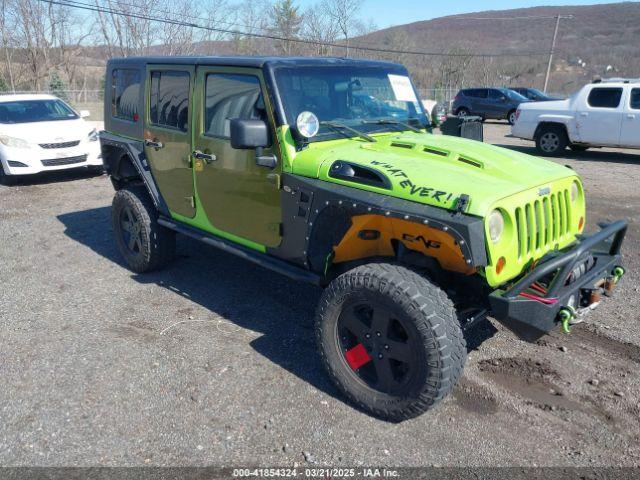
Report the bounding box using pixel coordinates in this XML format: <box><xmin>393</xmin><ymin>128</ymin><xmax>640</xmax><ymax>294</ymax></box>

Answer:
<box><xmin>631</xmin><ymin>89</ymin><xmax>640</xmax><ymax>110</ymax></box>
<box><xmin>204</xmin><ymin>74</ymin><xmax>263</xmax><ymax>138</ymax></box>
<box><xmin>463</xmin><ymin>89</ymin><xmax>485</xmax><ymax>98</ymax></box>
<box><xmin>149</xmin><ymin>70</ymin><xmax>190</xmax><ymax>131</ymax></box>
<box><xmin>587</xmin><ymin>88</ymin><xmax>623</xmax><ymax>109</ymax></box>
<box><xmin>111</xmin><ymin>69</ymin><xmax>140</xmax><ymax>121</ymax></box>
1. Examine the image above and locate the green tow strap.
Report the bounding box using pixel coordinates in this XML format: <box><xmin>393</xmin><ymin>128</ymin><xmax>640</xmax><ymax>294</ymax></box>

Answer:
<box><xmin>613</xmin><ymin>266</ymin><xmax>625</xmax><ymax>284</ymax></box>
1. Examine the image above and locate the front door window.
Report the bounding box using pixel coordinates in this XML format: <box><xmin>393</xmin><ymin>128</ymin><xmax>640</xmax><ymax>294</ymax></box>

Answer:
<box><xmin>193</xmin><ymin>69</ymin><xmax>282</xmax><ymax>248</ymax></box>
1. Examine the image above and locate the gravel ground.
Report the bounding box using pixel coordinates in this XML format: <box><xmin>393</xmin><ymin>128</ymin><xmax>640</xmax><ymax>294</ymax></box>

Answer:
<box><xmin>0</xmin><ymin>123</ymin><xmax>639</xmax><ymax>467</ymax></box>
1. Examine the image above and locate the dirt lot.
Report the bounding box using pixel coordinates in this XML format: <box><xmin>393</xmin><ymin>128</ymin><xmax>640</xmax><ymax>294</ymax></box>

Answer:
<box><xmin>1</xmin><ymin>123</ymin><xmax>639</xmax><ymax>467</ymax></box>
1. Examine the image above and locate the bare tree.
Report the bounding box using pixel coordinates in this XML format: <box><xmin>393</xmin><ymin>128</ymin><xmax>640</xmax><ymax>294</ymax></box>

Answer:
<box><xmin>322</xmin><ymin>0</ymin><xmax>363</xmax><ymax>57</ymax></box>
<box><xmin>230</xmin><ymin>0</ymin><xmax>272</xmax><ymax>55</ymax></box>
<box><xmin>0</xmin><ymin>0</ymin><xmax>17</xmax><ymax>90</ymax></box>
<box><xmin>302</xmin><ymin>3</ymin><xmax>339</xmax><ymax>56</ymax></box>
<box><xmin>437</xmin><ymin>47</ymin><xmax>472</xmax><ymax>94</ymax></box>
<box><xmin>197</xmin><ymin>0</ymin><xmax>233</xmax><ymax>53</ymax></box>
<box><xmin>7</xmin><ymin>0</ymin><xmax>86</xmax><ymax>89</ymax></box>
<box><xmin>96</xmin><ymin>0</ymin><xmax>162</xmax><ymax>56</ymax></box>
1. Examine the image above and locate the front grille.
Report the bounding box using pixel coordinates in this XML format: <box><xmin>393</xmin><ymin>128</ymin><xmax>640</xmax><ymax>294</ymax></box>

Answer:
<box><xmin>514</xmin><ymin>188</ymin><xmax>572</xmax><ymax>259</ymax></box>
<box><xmin>41</xmin><ymin>155</ymin><xmax>87</xmax><ymax>167</ymax></box>
<box><xmin>39</xmin><ymin>140</ymin><xmax>80</xmax><ymax>149</ymax></box>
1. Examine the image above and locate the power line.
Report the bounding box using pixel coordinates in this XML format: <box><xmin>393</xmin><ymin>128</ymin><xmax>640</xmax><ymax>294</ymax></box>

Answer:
<box><xmin>40</xmin><ymin>0</ymin><xmax>553</xmax><ymax>59</ymax></box>
<box><xmin>69</xmin><ymin>0</ymin><xmax>272</xmax><ymax>36</ymax></box>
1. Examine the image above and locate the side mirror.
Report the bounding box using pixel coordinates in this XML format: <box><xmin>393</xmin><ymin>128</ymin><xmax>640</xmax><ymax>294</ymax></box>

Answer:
<box><xmin>230</xmin><ymin>119</ymin><xmax>270</xmax><ymax>149</ymax></box>
<box><xmin>79</xmin><ymin>110</ymin><xmax>90</xmax><ymax>118</ymax></box>
<box><xmin>230</xmin><ymin>118</ymin><xmax>277</xmax><ymax>169</ymax></box>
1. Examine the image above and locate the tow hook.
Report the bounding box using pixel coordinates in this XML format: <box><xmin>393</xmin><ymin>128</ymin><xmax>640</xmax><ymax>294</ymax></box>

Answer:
<box><xmin>604</xmin><ymin>266</ymin><xmax>625</xmax><ymax>296</ymax></box>
<box><xmin>558</xmin><ymin>306</ymin><xmax>577</xmax><ymax>334</ymax></box>
<box><xmin>613</xmin><ymin>266</ymin><xmax>625</xmax><ymax>283</ymax></box>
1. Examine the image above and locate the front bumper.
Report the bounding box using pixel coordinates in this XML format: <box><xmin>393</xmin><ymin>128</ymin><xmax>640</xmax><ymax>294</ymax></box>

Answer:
<box><xmin>489</xmin><ymin>220</ymin><xmax>627</xmax><ymax>341</ymax></box>
<box><xmin>1</xmin><ymin>142</ymin><xmax>102</xmax><ymax>175</ymax></box>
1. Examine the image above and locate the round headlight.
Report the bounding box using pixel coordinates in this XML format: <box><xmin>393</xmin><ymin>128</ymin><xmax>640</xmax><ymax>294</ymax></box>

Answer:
<box><xmin>488</xmin><ymin>209</ymin><xmax>505</xmax><ymax>244</ymax></box>
<box><xmin>296</xmin><ymin>111</ymin><xmax>320</xmax><ymax>139</ymax></box>
<box><xmin>571</xmin><ymin>181</ymin><xmax>580</xmax><ymax>202</ymax></box>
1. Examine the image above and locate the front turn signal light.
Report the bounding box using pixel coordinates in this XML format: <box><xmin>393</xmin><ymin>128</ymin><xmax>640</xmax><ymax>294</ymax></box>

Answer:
<box><xmin>496</xmin><ymin>257</ymin><xmax>507</xmax><ymax>275</ymax></box>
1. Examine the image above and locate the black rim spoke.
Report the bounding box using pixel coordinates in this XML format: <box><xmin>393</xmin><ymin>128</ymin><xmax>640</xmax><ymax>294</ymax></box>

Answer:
<box><xmin>128</xmin><ymin>232</ymin><xmax>139</xmax><ymax>251</ymax></box>
<box><xmin>338</xmin><ymin>300</ymin><xmax>416</xmax><ymax>396</ymax></box>
<box><xmin>373</xmin><ymin>357</ymin><xmax>396</xmax><ymax>392</ymax></box>
<box><xmin>384</xmin><ymin>339</ymin><xmax>411</xmax><ymax>362</ymax></box>
<box><xmin>341</xmin><ymin>307</ymin><xmax>370</xmax><ymax>339</ymax></box>
<box><xmin>121</xmin><ymin>219</ymin><xmax>132</xmax><ymax>233</ymax></box>
<box><xmin>370</xmin><ymin>308</ymin><xmax>388</xmax><ymax>337</ymax></box>
<box><xmin>121</xmin><ymin>208</ymin><xmax>141</xmax><ymax>254</ymax></box>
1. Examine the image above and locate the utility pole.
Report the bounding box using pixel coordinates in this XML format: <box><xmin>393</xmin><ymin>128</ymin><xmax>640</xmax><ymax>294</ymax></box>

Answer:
<box><xmin>543</xmin><ymin>14</ymin><xmax>573</xmax><ymax>93</ymax></box>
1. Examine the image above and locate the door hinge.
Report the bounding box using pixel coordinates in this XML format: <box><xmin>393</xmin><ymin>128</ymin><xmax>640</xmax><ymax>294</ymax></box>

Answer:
<box><xmin>266</xmin><ymin>173</ymin><xmax>281</xmax><ymax>188</ymax></box>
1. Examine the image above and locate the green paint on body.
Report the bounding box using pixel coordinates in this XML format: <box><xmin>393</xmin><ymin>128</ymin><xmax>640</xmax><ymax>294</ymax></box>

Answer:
<box><xmin>287</xmin><ymin>131</ymin><xmax>575</xmax><ymax>217</ymax></box>
<box><xmin>280</xmin><ymin>129</ymin><xmax>585</xmax><ymax>287</ymax></box>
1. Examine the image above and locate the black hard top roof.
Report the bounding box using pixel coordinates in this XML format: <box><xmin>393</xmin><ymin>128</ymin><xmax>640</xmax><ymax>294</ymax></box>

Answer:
<box><xmin>107</xmin><ymin>55</ymin><xmax>405</xmax><ymax>70</ymax></box>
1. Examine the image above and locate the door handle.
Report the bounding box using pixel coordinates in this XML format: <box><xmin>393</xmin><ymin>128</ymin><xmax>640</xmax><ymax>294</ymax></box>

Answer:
<box><xmin>144</xmin><ymin>138</ymin><xmax>164</xmax><ymax>149</ymax></box>
<box><xmin>627</xmin><ymin>114</ymin><xmax>636</xmax><ymax>119</ymax></box>
<box><xmin>193</xmin><ymin>150</ymin><xmax>217</xmax><ymax>163</ymax></box>
<box><xmin>579</xmin><ymin>112</ymin><xmax>589</xmax><ymax>117</ymax></box>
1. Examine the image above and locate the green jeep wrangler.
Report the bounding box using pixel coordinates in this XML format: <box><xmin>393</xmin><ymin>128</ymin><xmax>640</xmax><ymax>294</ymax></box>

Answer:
<box><xmin>101</xmin><ymin>56</ymin><xmax>627</xmax><ymax>421</ymax></box>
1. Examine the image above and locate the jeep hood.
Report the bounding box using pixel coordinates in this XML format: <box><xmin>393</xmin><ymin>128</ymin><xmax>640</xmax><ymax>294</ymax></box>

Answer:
<box><xmin>290</xmin><ymin>132</ymin><xmax>576</xmax><ymax>217</ymax></box>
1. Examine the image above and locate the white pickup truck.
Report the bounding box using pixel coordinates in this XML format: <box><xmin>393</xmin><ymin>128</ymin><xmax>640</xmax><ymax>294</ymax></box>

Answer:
<box><xmin>512</xmin><ymin>79</ymin><xmax>640</xmax><ymax>156</ymax></box>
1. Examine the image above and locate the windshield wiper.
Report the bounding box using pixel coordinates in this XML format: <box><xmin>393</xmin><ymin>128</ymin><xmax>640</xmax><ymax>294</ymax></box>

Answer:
<box><xmin>320</xmin><ymin>121</ymin><xmax>377</xmax><ymax>143</ymax></box>
<box><xmin>362</xmin><ymin>118</ymin><xmax>423</xmax><ymax>133</ymax></box>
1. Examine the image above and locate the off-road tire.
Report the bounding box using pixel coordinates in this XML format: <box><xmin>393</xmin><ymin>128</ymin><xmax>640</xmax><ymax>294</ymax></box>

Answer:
<box><xmin>508</xmin><ymin>110</ymin><xmax>517</xmax><ymax>125</ymax></box>
<box><xmin>315</xmin><ymin>263</ymin><xmax>466</xmax><ymax>422</ymax></box>
<box><xmin>535</xmin><ymin>125</ymin><xmax>568</xmax><ymax>156</ymax></box>
<box><xmin>112</xmin><ymin>186</ymin><xmax>175</xmax><ymax>273</ymax></box>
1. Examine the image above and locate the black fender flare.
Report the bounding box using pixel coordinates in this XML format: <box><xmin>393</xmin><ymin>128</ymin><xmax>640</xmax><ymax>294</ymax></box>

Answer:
<box><xmin>100</xmin><ymin>132</ymin><xmax>170</xmax><ymax>216</ymax></box>
<box><xmin>269</xmin><ymin>174</ymin><xmax>488</xmax><ymax>277</ymax></box>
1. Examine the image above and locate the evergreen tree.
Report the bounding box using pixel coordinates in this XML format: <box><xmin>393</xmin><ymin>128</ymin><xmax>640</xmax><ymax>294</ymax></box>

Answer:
<box><xmin>48</xmin><ymin>72</ymin><xmax>69</xmax><ymax>102</ymax></box>
<box><xmin>272</xmin><ymin>0</ymin><xmax>303</xmax><ymax>55</ymax></box>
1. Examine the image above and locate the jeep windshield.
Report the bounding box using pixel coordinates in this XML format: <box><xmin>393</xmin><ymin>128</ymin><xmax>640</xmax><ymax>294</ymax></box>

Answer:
<box><xmin>0</xmin><ymin>99</ymin><xmax>79</xmax><ymax>124</ymax></box>
<box><xmin>273</xmin><ymin>66</ymin><xmax>428</xmax><ymax>142</ymax></box>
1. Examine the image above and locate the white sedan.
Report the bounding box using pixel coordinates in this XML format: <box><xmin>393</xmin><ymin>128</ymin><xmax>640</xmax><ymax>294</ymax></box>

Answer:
<box><xmin>0</xmin><ymin>94</ymin><xmax>103</xmax><ymax>184</ymax></box>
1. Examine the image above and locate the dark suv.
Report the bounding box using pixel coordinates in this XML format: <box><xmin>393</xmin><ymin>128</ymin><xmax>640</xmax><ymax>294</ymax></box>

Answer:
<box><xmin>452</xmin><ymin>87</ymin><xmax>530</xmax><ymax>125</ymax></box>
<box><xmin>511</xmin><ymin>87</ymin><xmax>561</xmax><ymax>102</ymax></box>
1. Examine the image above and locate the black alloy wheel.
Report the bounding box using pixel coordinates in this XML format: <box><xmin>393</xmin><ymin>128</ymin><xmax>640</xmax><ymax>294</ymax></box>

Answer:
<box><xmin>337</xmin><ymin>300</ymin><xmax>418</xmax><ymax>395</ymax></box>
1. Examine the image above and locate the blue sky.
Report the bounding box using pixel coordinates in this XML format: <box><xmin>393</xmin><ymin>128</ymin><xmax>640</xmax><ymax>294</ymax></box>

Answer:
<box><xmin>296</xmin><ymin>0</ymin><xmax>632</xmax><ymax>28</ymax></box>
